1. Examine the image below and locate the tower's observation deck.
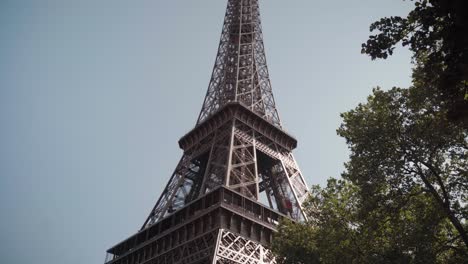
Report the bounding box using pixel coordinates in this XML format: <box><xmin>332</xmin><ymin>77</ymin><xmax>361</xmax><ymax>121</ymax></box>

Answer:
<box><xmin>105</xmin><ymin>187</ymin><xmax>282</xmax><ymax>264</ymax></box>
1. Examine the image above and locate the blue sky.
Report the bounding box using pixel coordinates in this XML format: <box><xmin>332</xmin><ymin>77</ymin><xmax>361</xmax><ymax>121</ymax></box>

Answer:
<box><xmin>0</xmin><ymin>0</ymin><xmax>413</xmax><ymax>263</ymax></box>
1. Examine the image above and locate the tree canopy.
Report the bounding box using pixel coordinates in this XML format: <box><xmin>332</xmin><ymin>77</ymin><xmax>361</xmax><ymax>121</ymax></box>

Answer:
<box><xmin>338</xmin><ymin>85</ymin><xmax>467</xmax><ymax>247</ymax></box>
<box><xmin>272</xmin><ymin>178</ymin><xmax>467</xmax><ymax>264</ymax></box>
<box><xmin>273</xmin><ymin>80</ymin><xmax>467</xmax><ymax>263</ymax></box>
<box><xmin>361</xmin><ymin>0</ymin><xmax>468</xmax><ymax>123</ymax></box>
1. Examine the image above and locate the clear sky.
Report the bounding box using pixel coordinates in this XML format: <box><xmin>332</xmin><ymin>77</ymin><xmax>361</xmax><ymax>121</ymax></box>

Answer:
<box><xmin>0</xmin><ymin>0</ymin><xmax>414</xmax><ymax>263</ymax></box>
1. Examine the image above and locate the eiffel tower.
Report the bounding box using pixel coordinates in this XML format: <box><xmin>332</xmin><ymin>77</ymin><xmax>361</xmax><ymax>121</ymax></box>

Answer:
<box><xmin>105</xmin><ymin>0</ymin><xmax>309</xmax><ymax>263</ymax></box>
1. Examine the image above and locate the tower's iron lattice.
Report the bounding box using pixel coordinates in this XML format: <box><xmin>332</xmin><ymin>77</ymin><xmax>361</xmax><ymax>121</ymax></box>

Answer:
<box><xmin>105</xmin><ymin>1</ymin><xmax>309</xmax><ymax>263</ymax></box>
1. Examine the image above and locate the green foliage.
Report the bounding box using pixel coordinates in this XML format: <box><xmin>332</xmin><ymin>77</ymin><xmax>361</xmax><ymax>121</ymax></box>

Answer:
<box><xmin>273</xmin><ymin>178</ymin><xmax>467</xmax><ymax>264</ymax></box>
<box><xmin>361</xmin><ymin>0</ymin><xmax>468</xmax><ymax>122</ymax></box>
<box><xmin>305</xmin><ymin>179</ymin><xmax>363</xmax><ymax>263</ymax></box>
<box><xmin>273</xmin><ymin>85</ymin><xmax>467</xmax><ymax>263</ymax></box>
<box><xmin>337</xmin><ymin>86</ymin><xmax>468</xmax><ymax>249</ymax></box>
<box><xmin>272</xmin><ymin>219</ymin><xmax>320</xmax><ymax>264</ymax></box>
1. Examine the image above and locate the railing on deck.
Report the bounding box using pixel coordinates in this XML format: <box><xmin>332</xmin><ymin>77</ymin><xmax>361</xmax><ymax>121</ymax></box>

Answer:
<box><xmin>104</xmin><ymin>186</ymin><xmax>285</xmax><ymax>264</ymax></box>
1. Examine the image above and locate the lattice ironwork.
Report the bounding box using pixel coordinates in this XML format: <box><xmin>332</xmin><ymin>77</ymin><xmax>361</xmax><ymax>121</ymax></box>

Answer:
<box><xmin>107</xmin><ymin>1</ymin><xmax>310</xmax><ymax>264</ymax></box>
<box><xmin>197</xmin><ymin>0</ymin><xmax>281</xmax><ymax>127</ymax></box>
<box><xmin>143</xmin><ymin>106</ymin><xmax>309</xmax><ymax>228</ymax></box>
<box><xmin>153</xmin><ymin>231</ymin><xmax>218</xmax><ymax>264</ymax></box>
<box><xmin>105</xmin><ymin>188</ymin><xmax>283</xmax><ymax>264</ymax></box>
<box><xmin>213</xmin><ymin>229</ymin><xmax>276</xmax><ymax>264</ymax></box>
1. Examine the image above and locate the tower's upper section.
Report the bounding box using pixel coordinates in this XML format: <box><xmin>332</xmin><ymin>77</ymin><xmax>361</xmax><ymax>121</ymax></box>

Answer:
<box><xmin>197</xmin><ymin>0</ymin><xmax>281</xmax><ymax>128</ymax></box>
<box><xmin>138</xmin><ymin>0</ymin><xmax>309</xmax><ymax>230</ymax></box>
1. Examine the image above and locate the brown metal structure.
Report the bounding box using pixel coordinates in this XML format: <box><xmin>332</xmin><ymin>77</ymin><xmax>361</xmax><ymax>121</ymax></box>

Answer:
<box><xmin>105</xmin><ymin>1</ymin><xmax>309</xmax><ymax>263</ymax></box>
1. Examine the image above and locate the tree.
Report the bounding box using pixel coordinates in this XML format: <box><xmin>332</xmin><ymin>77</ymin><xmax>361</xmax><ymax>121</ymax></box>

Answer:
<box><xmin>273</xmin><ymin>180</ymin><xmax>365</xmax><ymax>264</ymax></box>
<box><xmin>361</xmin><ymin>0</ymin><xmax>468</xmax><ymax>123</ymax></box>
<box><xmin>337</xmin><ymin>86</ymin><xmax>468</xmax><ymax>250</ymax></box>
<box><xmin>272</xmin><ymin>178</ymin><xmax>466</xmax><ymax>263</ymax></box>
<box><xmin>271</xmin><ymin>219</ymin><xmax>320</xmax><ymax>264</ymax></box>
